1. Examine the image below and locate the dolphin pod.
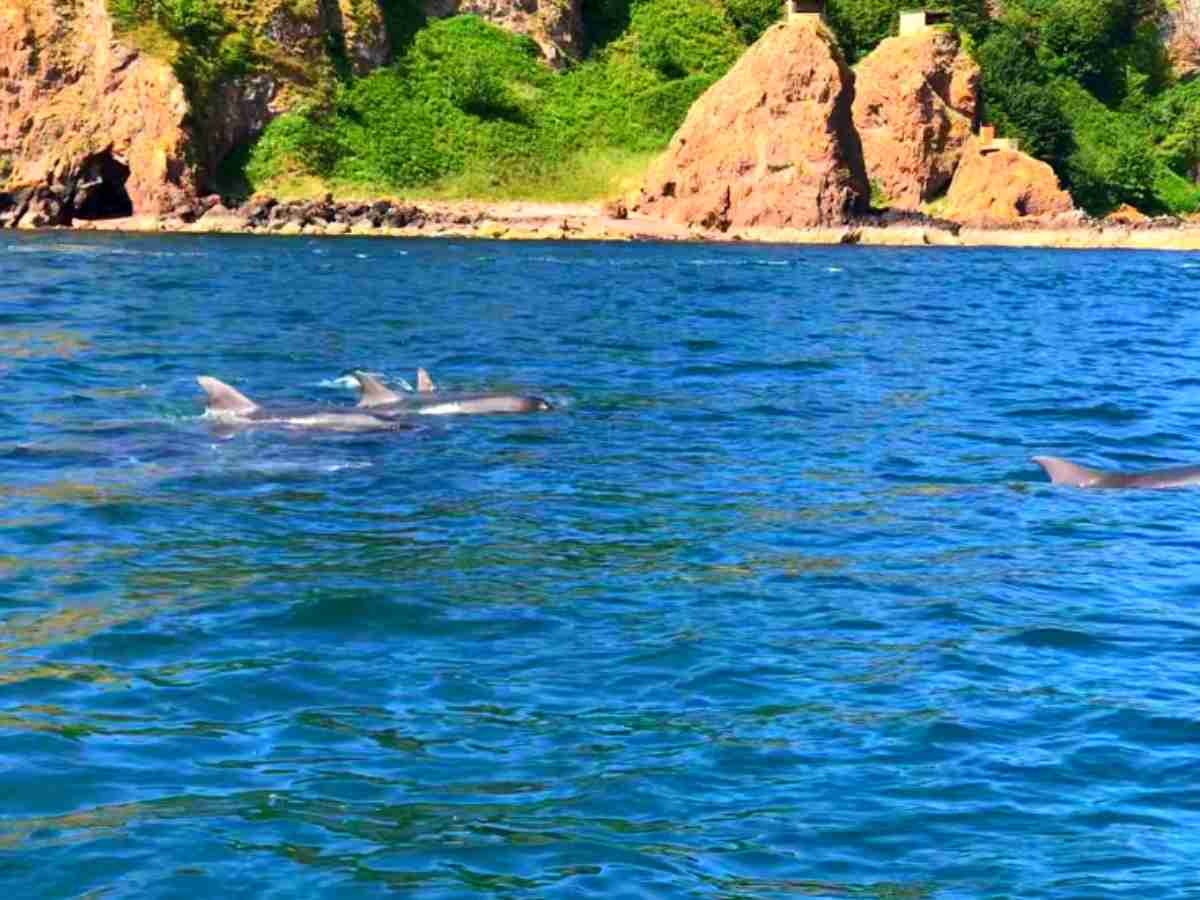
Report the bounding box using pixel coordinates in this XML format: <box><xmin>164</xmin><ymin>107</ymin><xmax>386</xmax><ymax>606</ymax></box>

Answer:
<box><xmin>196</xmin><ymin>368</ymin><xmax>552</xmax><ymax>431</ymax></box>
<box><xmin>351</xmin><ymin>370</ymin><xmax>553</xmax><ymax>415</ymax></box>
<box><xmin>1032</xmin><ymin>455</ymin><xmax>1200</xmax><ymax>489</ymax></box>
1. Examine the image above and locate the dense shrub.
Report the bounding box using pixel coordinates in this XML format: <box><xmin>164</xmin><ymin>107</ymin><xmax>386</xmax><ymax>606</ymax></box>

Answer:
<box><xmin>629</xmin><ymin>0</ymin><xmax>742</xmax><ymax>77</ymax></box>
<box><xmin>1037</xmin><ymin>0</ymin><xmax>1128</xmax><ymax>97</ymax></box>
<box><xmin>723</xmin><ymin>0</ymin><xmax>782</xmax><ymax>44</ymax></box>
<box><xmin>975</xmin><ymin>27</ymin><xmax>1073</xmax><ymax>168</ymax></box>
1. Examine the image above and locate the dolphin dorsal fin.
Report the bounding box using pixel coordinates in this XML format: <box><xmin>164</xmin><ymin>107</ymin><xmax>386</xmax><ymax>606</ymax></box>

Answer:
<box><xmin>197</xmin><ymin>376</ymin><xmax>257</xmax><ymax>414</ymax></box>
<box><xmin>416</xmin><ymin>368</ymin><xmax>436</xmax><ymax>392</ymax></box>
<box><xmin>1032</xmin><ymin>456</ymin><xmax>1106</xmax><ymax>488</ymax></box>
<box><xmin>352</xmin><ymin>371</ymin><xmax>404</xmax><ymax>407</ymax></box>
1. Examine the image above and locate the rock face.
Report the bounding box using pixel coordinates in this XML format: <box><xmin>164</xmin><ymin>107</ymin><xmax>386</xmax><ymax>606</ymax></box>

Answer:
<box><xmin>852</xmin><ymin>28</ymin><xmax>979</xmax><ymax>209</ymax></box>
<box><xmin>638</xmin><ymin>19</ymin><xmax>868</xmax><ymax>231</ymax></box>
<box><xmin>423</xmin><ymin>0</ymin><xmax>583</xmax><ymax>65</ymax></box>
<box><xmin>205</xmin><ymin>76</ymin><xmax>282</xmax><ymax>180</ymax></box>
<box><xmin>0</xmin><ymin>0</ymin><xmax>197</xmax><ymax>221</ymax></box>
<box><xmin>941</xmin><ymin>138</ymin><xmax>1074</xmax><ymax>225</ymax></box>
<box><xmin>1161</xmin><ymin>0</ymin><xmax>1200</xmax><ymax>79</ymax></box>
<box><xmin>334</xmin><ymin>0</ymin><xmax>392</xmax><ymax>74</ymax></box>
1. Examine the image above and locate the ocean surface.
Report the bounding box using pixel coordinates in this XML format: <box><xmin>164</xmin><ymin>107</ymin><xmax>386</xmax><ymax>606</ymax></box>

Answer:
<box><xmin>2</xmin><ymin>232</ymin><xmax>1200</xmax><ymax>899</ymax></box>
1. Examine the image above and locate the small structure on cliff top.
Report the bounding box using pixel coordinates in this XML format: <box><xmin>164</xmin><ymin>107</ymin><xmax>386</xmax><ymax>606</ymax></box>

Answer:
<box><xmin>786</xmin><ymin>0</ymin><xmax>825</xmax><ymax>19</ymax></box>
<box><xmin>979</xmin><ymin>124</ymin><xmax>1021</xmax><ymax>155</ymax></box>
<box><xmin>899</xmin><ymin>9</ymin><xmax>952</xmax><ymax>35</ymax></box>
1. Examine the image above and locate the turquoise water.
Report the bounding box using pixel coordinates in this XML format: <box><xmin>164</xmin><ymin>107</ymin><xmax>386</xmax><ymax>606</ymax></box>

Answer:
<box><xmin>3</xmin><ymin>232</ymin><xmax>1200</xmax><ymax>898</ymax></box>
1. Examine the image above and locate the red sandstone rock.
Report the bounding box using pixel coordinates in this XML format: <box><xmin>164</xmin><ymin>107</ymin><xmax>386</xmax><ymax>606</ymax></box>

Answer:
<box><xmin>0</xmin><ymin>0</ymin><xmax>197</xmax><ymax>217</ymax></box>
<box><xmin>941</xmin><ymin>138</ymin><xmax>1075</xmax><ymax>226</ymax></box>
<box><xmin>638</xmin><ymin>19</ymin><xmax>868</xmax><ymax>231</ymax></box>
<box><xmin>1106</xmin><ymin>203</ymin><xmax>1150</xmax><ymax>225</ymax></box>
<box><xmin>853</xmin><ymin>28</ymin><xmax>979</xmax><ymax>209</ymax></box>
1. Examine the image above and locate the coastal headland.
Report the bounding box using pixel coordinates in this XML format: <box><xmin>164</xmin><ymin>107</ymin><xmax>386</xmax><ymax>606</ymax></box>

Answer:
<box><xmin>5</xmin><ymin>0</ymin><xmax>1200</xmax><ymax>250</ymax></box>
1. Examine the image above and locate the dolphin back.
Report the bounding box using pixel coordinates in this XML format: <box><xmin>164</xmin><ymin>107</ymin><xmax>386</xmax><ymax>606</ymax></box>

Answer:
<box><xmin>197</xmin><ymin>376</ymin><xmax>258</xmax><ymax>414</ymax></box>
<box><xmin>1032</xmin><ymin>456</ymin><xmax>1108</xmax><ymax>488</ymax></box>
<box><xmin>353</xmin><ymin>371</ymin><xmax>405</xmax><ymax>408</ymax></box>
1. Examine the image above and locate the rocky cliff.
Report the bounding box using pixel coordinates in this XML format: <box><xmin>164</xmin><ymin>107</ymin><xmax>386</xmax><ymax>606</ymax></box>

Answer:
<box><xmin>1161</xmin><ymin>0</ymin><xmax>1200</xmax><ymax>78</ymax></box>
<box><xmin>0</xmin><ymin>0</ymin><xmax>196</xmax><ymax>224</ymax></box>
<box><xmin>853</xmin><ymin>28</ymin><xmax>979</xmax><ymax>210</ymax></box>
<box><xmin>637</xmin><ymin>19</ymin><xmax>868</xmax><ymax>231</ymax></box>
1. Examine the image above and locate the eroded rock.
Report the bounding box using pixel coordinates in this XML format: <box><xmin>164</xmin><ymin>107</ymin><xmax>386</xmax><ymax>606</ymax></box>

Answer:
<box><xmin>0</xmin><ymin>0</ymin><xmax>197</xmax><ymax>220</ymax></box>
<box><xmin>941</xmin><ymin>138</ymin><xmax>1075</xmax><ymax>226</ymax></box>
<box><xmin>638</xmin><ymin>19</ymin><xmax>868</xmax><ymax>231</ymax></box>
<box><xmin>1161</xmin><ymin>0</ymin><xmax>1200</xmax><ymax>79</ymax></box>
<box><xmin>853</xmin><ymin>28</ymin><xmax>979</xmax><ymax>209</ymax></box>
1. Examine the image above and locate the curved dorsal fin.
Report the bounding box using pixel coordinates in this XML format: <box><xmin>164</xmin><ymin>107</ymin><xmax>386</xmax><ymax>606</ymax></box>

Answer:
<box><xmin>197</xmin><ymin>376</ymin><xmax>258</xmax><ymax>414</ymax></box>
<box><xmin>416</xmin><ymin>367</ymin><xmax>436</xmax><ymax>392</ymax></box>
<box><xmin>352</xmin><ymin>371</ymin><xmax>405</xmax><ymax>407</ymax></box>
<box><xmin>1032</xmin><ymin>456</ymin><xmax>1107</xmax><ymax>488</ymax></box>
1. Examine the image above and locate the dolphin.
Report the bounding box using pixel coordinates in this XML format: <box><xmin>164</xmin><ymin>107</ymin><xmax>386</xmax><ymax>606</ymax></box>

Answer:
<box><xmin>351</xmin><ymin>370</ymin><xmax>553</xmax><ymax>415</ymax></box>
<box><xmin>197</xmin><ymin>376</ymin><xmax>412</xmax><ymax>431</ymax></box>
<box><xmin>1032</xmin><ymin>455</ymin><xmax>1200</xmax><ymax>489</ymax></box>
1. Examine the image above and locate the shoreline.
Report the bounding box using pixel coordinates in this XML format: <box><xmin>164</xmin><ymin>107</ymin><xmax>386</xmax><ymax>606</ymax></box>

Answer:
<box><xmin>48</xmin><ymin>198</ymin><xmax>1200</xmax><ymax>251</ymax></box>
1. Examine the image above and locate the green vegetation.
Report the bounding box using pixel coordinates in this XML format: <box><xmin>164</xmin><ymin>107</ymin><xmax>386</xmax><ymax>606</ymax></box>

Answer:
<box><xmin>236</xmin><ymin>9</ymin><xmax>743</xmax><ymax>200</ymax></box>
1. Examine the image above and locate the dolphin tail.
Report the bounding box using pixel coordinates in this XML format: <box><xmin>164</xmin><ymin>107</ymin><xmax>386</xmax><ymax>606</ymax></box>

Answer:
<box><xmin>197</xmin><ymin>376</ymin><xmax>258</xmax><ymax>414</ymax></box>
<box><xmin>416</xmin><ymin>367</ymin><xmax>436</xmax><ymax>392</ymax></box>
<box><xmin>352</xmin><ymin>371</ymin><xmax>405</xmax><ymax>407</ymax></box>
<box><xmin>1032</xmin><ymin>455</ymin><xmax>1106</xmax><ymax>488</ymax></box>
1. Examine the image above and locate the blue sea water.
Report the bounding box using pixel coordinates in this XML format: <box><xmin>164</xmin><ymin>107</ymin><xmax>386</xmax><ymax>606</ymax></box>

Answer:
<box><xmin>2</xmin><ymin>231</ymin><xmax>1200</xmax><ymax>899</ymax></box>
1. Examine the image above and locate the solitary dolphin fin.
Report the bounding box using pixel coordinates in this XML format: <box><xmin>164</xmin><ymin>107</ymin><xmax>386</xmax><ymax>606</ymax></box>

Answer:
<box><xmin>416</xmin><ymin>368</ymin><xmax>436</xmax><ymax>392</ymax></box>
<box><xmin>352</xmin><ymin>371</ymin><xmax>405</xmax><ymax>407</ymax></box>
<box><xmin>197</xmin><ymin>376</ymin><xmax>258</xmax><ymax>414</ymax></box>
<box><xmin>1032</xmin><ymin>456</ymin><xmax>1107</xmax><ymax>488</ymax></box>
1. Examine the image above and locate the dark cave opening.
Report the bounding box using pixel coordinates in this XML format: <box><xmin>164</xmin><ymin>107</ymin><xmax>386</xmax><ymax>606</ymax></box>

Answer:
<box><xmin>72</xmin><ymin>151</ymin><xmax>134</xmax><ymax>220</ymax></box>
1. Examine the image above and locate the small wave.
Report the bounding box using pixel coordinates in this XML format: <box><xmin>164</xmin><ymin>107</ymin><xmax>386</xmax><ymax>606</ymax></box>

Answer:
<box><xmin>316</xmin><ymin>373</ymin><xmax>414</xmax><ymax>392</ymax></box>
<box><xmin>827</xmin><ymin>266</ymin><xmax>844</xmax><ymax>273</ymax></box>
<box><xmin>322</xmin><ymin>461</ymin><xmax>374</xmax><ymax>472</ymax></box>
<box><xmin>4</xmin><ymin>243</ymin><xmax>200</xmax><ymax>258</ymax></box>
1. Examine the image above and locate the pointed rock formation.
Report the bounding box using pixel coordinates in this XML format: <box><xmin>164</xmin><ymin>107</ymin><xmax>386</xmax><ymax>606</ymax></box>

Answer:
<box><xmin>941</xmin><ymin>138</ymin><xmax>1075</xmax><ymax>226</ymax></box>
<box><xmin>0</xmin><ymin>0</ymin><xmax>197</xmax><ymax>221</ymax></box>
<box><xmin>638</xmin><ymin>18</ymin><xmax>868</xmax><ymax>231</ymax></box>
<box><xmin>852</xmin><ymin>28</ymin><xmax>979</xmax><ymax>209</ymax></box>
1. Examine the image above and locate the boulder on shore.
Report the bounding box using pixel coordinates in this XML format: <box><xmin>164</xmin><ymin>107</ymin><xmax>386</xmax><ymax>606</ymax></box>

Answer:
<box><xmin>638</xmin><ymin>18</ymin><xmax>868</xmax><ymax>231</ymax></box>
<box><xmin>940</xmin><ymin>138</ymin><xmax>1075</xmax><ymax>226</ymax></box>
<box><xmin>853</xmin><ymin>28</ymin><xmax>979</xmax><ymax>209</ymax></box>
